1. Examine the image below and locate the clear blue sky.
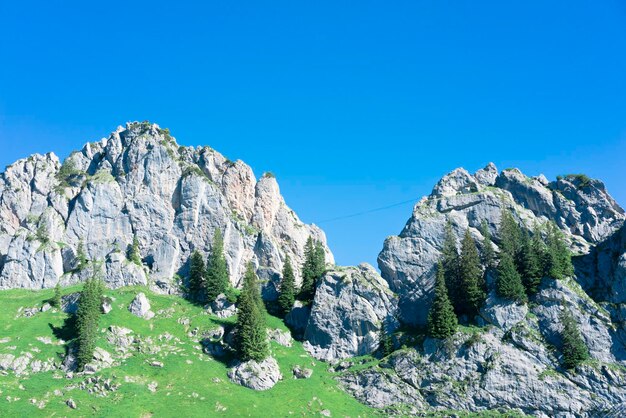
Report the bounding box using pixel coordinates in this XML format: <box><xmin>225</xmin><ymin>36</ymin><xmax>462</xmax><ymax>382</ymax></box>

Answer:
<box><xmin>1</xmin><ymin>1</ymin><xmax>625</xmax><ymax>268</ymax></box>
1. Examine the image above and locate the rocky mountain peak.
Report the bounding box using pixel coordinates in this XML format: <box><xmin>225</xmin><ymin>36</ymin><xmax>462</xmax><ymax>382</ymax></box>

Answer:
<box><xmin>0</xmin><ymin>122</ymin><xmax>333</xmax><ymax>294</ymax></box>
<box><xmin>380</xmin><ymin>163</ymin><xmax>624</xmax><ymax>326</ymax></box>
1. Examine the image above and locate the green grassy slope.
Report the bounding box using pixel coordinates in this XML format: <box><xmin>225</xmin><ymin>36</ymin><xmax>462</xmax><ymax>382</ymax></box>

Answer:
<box><xmin>0</xmin><ymin>287</ymin><xmax>521</xmax><ymax>417</ymax></box>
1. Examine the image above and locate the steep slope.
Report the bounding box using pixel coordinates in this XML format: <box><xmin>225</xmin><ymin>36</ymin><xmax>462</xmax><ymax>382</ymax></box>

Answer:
<box><xmin>0</xmin><ymin>122</ymin><xmax>332</xmax><ymax>296</ymax></box>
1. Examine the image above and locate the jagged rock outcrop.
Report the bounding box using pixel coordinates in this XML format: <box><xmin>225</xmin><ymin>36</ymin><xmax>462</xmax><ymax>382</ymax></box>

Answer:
<box><xmin>0</xmin><ymin>122</ymin><xmax>332</xmax><ymax>294</ymax></box>
<box><xmin>339</xmin><ymin>277</ymin><xmax>626</xmax><ymax>416</ymax></box>
<box><xmin>302</xmin><ymin>263</ymin><xmax>399</xmax><ymax>361</ymax></box>
<box><xmin>378</xmin><ymin>164</ymin><xmax>625</xmax><ymax>326</ymax></box>
<box><xmin>336</xmin><ymin>164</ymin><xmax>626</xmax><ymax>417</ymax></box>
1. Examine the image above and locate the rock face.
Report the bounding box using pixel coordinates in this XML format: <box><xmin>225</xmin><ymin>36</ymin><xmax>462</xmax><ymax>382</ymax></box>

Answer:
<box><xmin>0</xmin><ymin>122</ymin><xmax>332</xmax><ymax>294</ymax></box>
<box><xmin>335</xmin><ymin>164</ymin><xmax>626</xmax><ymax>417</ymax></box>
<box><xmin>339</xmin><ymin>276</ymin><xmax>626</xmax><ymax>416</ymax></box>
<box><xmin>378</xmin><ymin>164</ymin><xmax>625</xmax><ymax>326</ymax></box>
<box><xmin>302</xmin><ymin>263</ymin><xmax>399</xmax><ymax>361</ymax></box>
<box><xmin>227</xmin><ymin>357</ymin><xmax>282</xmax><ymax>390</ymax></box>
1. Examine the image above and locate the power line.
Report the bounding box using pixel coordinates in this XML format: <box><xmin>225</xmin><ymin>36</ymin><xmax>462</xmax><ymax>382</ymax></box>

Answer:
<box><xmin>315</xmin><ymin>198</ymin><xmax>417</xmax><ymax>224</ymax></box>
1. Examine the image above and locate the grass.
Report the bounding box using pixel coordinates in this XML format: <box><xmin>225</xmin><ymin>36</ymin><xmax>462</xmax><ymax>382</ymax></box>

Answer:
<box><xmin>0</xmin><ymin>287</ymin><xmax>530</xmax><ymax>417</ymax></box>
<box><xmin>0</xmin><ymin>286</ymin><xmax>377</xmax><ymax>417</ymax></box>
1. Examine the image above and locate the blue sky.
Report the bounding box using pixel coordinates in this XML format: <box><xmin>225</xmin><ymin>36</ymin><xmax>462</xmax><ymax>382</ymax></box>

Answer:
<box><xmin>1</xmin><ymin>1</ymin><xmax>625</xmax><ymax>267</ymax></box>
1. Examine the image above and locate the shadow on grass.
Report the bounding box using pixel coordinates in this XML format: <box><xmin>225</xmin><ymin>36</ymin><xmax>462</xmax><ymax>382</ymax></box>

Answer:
<box><xmin>199</xmin><ymin>317</ymin><xmax>237</xmax><ymax>367</ymax></box>
<box><xmin>49</xmin><ymin>313</ymin><xmax>77</xmax><ymax>342</ymax></box>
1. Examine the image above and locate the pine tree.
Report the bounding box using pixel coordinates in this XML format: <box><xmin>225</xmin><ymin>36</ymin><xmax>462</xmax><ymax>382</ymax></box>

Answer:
<box><xmin>546</xmin><ymin>222</ymin><xmax>574</xmax><ymax>280</ymax></box>
<box><xmin>314</xmin><ymin>241</ymin><xmax>326</xmax><ymax>279</ymax></box>
<box><xmin>480</xmin><ymin>220</ymin><xmax>495</xmax><ymax>269</ymax></box>
<box><xmin>519</xmin><ymin>229</ymin><xmax>542</xmax><ymax>295</ymax></box>
<box><xmin>427</xmin><ymin>262</ymin><xmax>458</xmax><ymax>339</ymax></box>
<box><xmin>76</xmin><ymin>241</ymin><xmax>88</xmax><ymax>270</ymax></box>
<box><xmin>560</xmin><ymin>306</ymin><xmax>589</xmax><ymax>369</ymax></box>
<box><xmin>378</xmin><ymin>319</ymin><xmax>394</xmax><ymax>357</ymax></box>
<box><xmin>500</xmin><ymin>210</ymin><xmax>522</xmax><ymax>259</ymax></box>
<box><xmin>188</xmin><ymin>250</ymin><xmax>206</xmax><ymax>301</ymax></box>
<box><xmin>129</xmin><ymin>236</ymin><xmax>142</xmax><ymax>265</ymax></box>
<box><xmin>277</xmin><ymin>256</ymin><xmax>296</xmax><ymax>316</ymax></box>
<box><xmin>496</xmin><ymin>252</ymin><xmax>527</xmax><ymax>302</ymax></box>
<box><xmin>76</xmin><ymin>276</ymin><xmax>103</xmax><ymax>371</ymax></box>
<box><xmin>206</xmin><ymin>230</ymin><xmax>230</xmax><ymax>302</ymax></box>
<box><xmin>235</xmin><ymin>263</ymin><xmax>268</xmax><ymax>362</ymax></box>
<box><xmin>52</xmin><ymin>282</ymin><xmax>62</xmax><ymax>308</ymax></box>
<box><xmin>531</xmin><ymin>224</ymin><xmax>548</xmax><ymax>278</ymax></box>
<box><xmin>299</xmin><ymin>237</ymin><xmax>316</xmax><ymax>301</ymax></box>
<box><xmin>299</xmin><ymin>237</ymin><xmax>326</xmax><ymax>302</ymax></box>
<box><xmin>441</xmin><ymin>222</ymin><xmax>460</xmax><ymax>312</ymax></box>
<box><xmin>458</xmin><ymin>229</ymin><xmax>485</xmax><ymax>317</ymax></box>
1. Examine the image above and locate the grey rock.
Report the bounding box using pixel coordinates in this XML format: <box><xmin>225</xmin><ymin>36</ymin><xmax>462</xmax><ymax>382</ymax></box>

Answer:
<box><xmin>267</xmin><ymin>328</ymin><xmax>293</xmax><ymax>347</ymax></box>
<box><xmin>61</xmin><ymin>292</ymin><xmax>81</xmax><ymax>314</ymax></box>
<box><xmin>0</xmin><ymin>122</ymin><xmax>333</xmax><ymax>293</ymax></box>
<box><xmin>207</xmin><ymin>293</ymin><xmax>236</xmax><ymax>318</ymax></box>
<box><xmin>128</xmin><ymin>293</ymin><xmax>154</xmax><ymax>319</ymax></box>
<box><xmin>378</xmin><ymin>164</ymin><xmax>624</xmax><ymax>326</ymax></box>
<box><xmin>303</xmin><ymin>263</ymin><xmax>399</xmax><ymax>361</ymax></box>
<box><xmin>227</xmin><ymin>357</ymin><xmax>282</xmax><ymax>391</ymax></box>
<box><xmin>479</xmin><ymin>290</ymin><xmax>528</xmax><ymax>331</ymax></box>
<box><xmin>285</xmin><ymin>300</ymin><xmax>311</xmax><ymax>338</ymax></box>
<box><xmin>292</xmin><ymin>366</ymin><xmax>313</xmax><ymax>379</ymax></box>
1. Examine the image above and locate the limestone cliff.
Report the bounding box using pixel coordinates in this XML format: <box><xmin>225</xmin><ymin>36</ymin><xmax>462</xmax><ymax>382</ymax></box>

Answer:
<box><xmin>0</xmin><ymin>122</ymin><xmax>333</xmax><ymax>295</ymax></box>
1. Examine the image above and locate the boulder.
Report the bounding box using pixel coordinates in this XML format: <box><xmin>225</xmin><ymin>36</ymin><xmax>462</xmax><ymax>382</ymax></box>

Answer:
<box><xmin>227</xmin><ymin>357</ymin><xmax>282</xmax><ymax>390</ymax></box>
<box><xmin>292</xmin><ymin>366</ymin><xmax>313</xmax><ymax>379</ymax></box>
<box><xmin>128</xmin><ymin>293</ymin><xmax>154</xmax><ymax>319</ymax></box>
<box><xmin>207</xmin><ymin>294</ymin><xmax>236</xmax><ymax>318</ymax></box>
<box><xmin>267</xmin><ymin>328</ymin><xmax>292</xmax><ymax>347</ymax></box>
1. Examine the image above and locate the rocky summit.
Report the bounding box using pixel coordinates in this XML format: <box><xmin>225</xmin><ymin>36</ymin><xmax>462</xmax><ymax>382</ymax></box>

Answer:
<box><xmin>1</xmin><ymin>127</ymin><xmax>626</xmax><ymax>417</ymax></box>
<box><xmin>0</xmin><ymin>121</ymin><xmax>332</xmax><ymax>294</ymax></box>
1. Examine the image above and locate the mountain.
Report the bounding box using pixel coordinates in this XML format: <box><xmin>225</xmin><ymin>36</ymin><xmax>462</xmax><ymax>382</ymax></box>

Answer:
<box><xmin>2</xmin><ymin>127</ymin><xmax>626</xmax><ymax>417</ymax></box>
<box><xmin>0</xmin><ymin>122</ymin><xmax>332</xmax><ymax>297</ymax></box>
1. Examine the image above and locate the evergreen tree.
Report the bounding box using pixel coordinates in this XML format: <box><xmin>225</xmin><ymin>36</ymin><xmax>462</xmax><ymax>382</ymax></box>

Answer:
<box><xmin>277</xmin><ymin>256</ymin><xmax>296</xmax><ymax>316</ymax></box>
<box><xmin>480</xmin><ymin>220</ymin><xmax>495</xmax><ymax>269</ymax></box>
<box><xmin>314</xmin><ymin>241</ymin><xmax>326</xmax><ymax>279</ymax></box>
<box><xmin>560</xmin><ymin>306</ymin><xmax>589</xmax><ymax>369</ymax></box>
<box><xmin>299</xmin><ymin>237</ymin><xmax>326</xmax><ymax>302</ymax></box>
<box><xmin>519</xmin><ymin>229</ymin><xmax>542</xmax><ymax>295</ymax></box>
<box><xmin>531</xmin><ymin>224</ymin><xmax>549</xmax><ymax>278</ymax></box>
<box><xmin>76</xmin><ymin>241</ymin><xmax>88</xmax><ymax>270</ymax></box>
<box><xmin>378</xmin><ymin>319</ymin><xmax>394</xmax><ymax>357</ymax></box>
<box><xmin>545</xmin><ymin>222</ymin><xmax>574</xmax><ymax>280</ymax></box>
<box><xmin>496</xmin><ymin>252</ymin><xmax>527</xmax><ymax>302</ymax></box>
<box><xmin>458</xmin><ymin>229</ymin><xmax>485</xmax><ymax>317</ymax></box>
<box><xmin>188</xmin><ymin>250</ymin><xmax>206</xmax><ymax>301</ymax></box>
<box><xmin>427</xmin><ymin>262</ymin><xmax>458</xmax><ymax>339</ymax></box>
<box><xmin>128</xmin><ymin>236</ymin><xmax>142</xmax><ymax>265</ymax></box>
<box><xmin>500</xmin><ymin>210</ymin><xmax>522</xmax><ymax>259</ymax></box>
<box><xmin>76</xmin><ymin>276</ymin><xmax>103</xmax><ymax>370</ymax></box>
<box><xmin>235</xmin><ymin>263</ymin><xmax>268</xmax><ymax>362</ymax></box>
<box><xmin>441</xmin><ymin>222</ymin><xmax>460</xmax><ymax>311</ymax></box>
<box><xmin>52</xmin><ymin>282</ymin><xmax>62</xmax><ymax>308</ymax></box>
<box><xmin>205</xmin><ymin>230</ymin><xmax>230</xmax><ymax>302</ymax></box>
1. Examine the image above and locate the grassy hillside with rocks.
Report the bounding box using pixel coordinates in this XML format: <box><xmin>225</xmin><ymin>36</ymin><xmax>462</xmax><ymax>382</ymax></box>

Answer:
<box><xmin>0</xmin><ymin>286</ymin><xmax>524</xmax><ymax>417</ymax></box>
